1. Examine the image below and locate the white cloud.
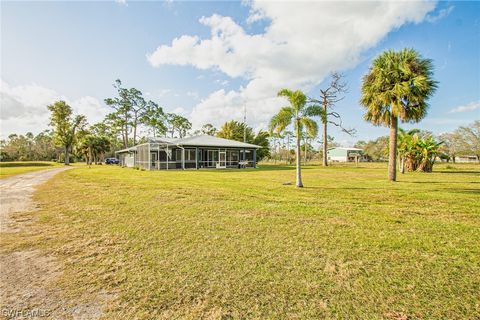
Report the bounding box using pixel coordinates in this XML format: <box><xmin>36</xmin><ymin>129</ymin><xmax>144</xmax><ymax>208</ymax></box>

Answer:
<box><xmin>115</xmin><ymin>0</ymin><xmax>128</xmax><ymax>7</ymax></box>
<box><xmin>215</xmin><ymin>79</ymin><xmax>229</xmax><ymax>86</ymax></box>
<box><xmin>148</xmin><ymin>1</ymin><xmax>436</xmax><ymax>129</ymax></box>
<box><xmin>0</xmin><ymin>80</ymin><xmax>108</xmax><ymax>137</ymax></box>
<box><xmin>171</xmin><ymin>106</ymin><xmax>186</xmax><ymax>115</ymax></box>
<box><xmin>449</xmin><ymin>101</ymin><xmax>480</xmax><ymax>113</ymax></box>
<box><xmin>426</xmin><ymin>5</ymin><xmax>454</xmax><ymax>23</ymax></box>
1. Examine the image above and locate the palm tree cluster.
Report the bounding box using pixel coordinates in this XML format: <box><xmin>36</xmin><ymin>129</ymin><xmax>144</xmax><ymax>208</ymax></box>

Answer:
<box><xmin>398</xmin><ymin>129</ymin><xmax>443</xmax><ymax>173</ymax></box>
<box><xmin>360</xmin><ymin>48</ymin><xmax>437</xmax><ymax>181</ymax></box>
<box><xmin>77</xmin><ymin>135</ymin><xmax>111</xmax><ymax>165</ymax></box>
<box><xmin>269</xmin><ymin>48</ymin><xmax>438</xmax><ymax>186</ymax></box>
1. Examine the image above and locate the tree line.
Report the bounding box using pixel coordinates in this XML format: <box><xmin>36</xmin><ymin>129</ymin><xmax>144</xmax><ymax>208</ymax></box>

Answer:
<box><xmin>1</xmin><ymin>48</ymin><xmax>478</xmax><ymax>186</ymax></box>
<box><xmin>0</xmin><ymin>79</ymin><xmax>270</xmax><ymax>163</ymax></box>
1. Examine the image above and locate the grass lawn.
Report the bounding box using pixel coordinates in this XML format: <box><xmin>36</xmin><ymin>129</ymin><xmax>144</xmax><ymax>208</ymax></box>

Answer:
<box><xmin>0</xmin><ymin>161</ymin><xmax>62</xmax><ymax>178</ymax></box>
<box><xmin>3</xmin><ymin>162</ymin><xmax>479</xmax><ymax>318</ymax></box>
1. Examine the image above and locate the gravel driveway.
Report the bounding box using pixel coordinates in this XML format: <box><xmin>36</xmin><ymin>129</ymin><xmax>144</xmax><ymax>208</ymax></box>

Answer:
<box><xmin>0</xmin><ymin>167</ymin><xmax>72</xmax><ymax>233</ymax></box>
<box><xmin>0</xmin><ymin>167</ymin><xmax>109</xmax><ymax>320</ymax></box>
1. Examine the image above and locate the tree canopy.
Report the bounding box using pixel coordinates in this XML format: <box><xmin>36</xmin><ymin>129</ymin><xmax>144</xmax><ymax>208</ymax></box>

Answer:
<box><xmin>47</xmin><ymin>100</ymin><xmax>87</xmax><ymax>165</ymax></box>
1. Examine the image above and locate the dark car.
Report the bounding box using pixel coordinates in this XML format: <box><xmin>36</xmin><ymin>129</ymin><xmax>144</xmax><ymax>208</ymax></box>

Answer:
<box><xmin>105</xmin><ymin>158</ymin><xmax>119</xmax><ymax>165</ymax></box>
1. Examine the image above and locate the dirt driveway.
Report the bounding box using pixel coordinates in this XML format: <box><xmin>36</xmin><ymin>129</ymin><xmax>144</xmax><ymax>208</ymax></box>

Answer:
<box><xmin>0</xmin><ymin>167</ymin><xmax>71</xmax><ymax>233</ymax></box>
<box><xmin>0</xmin><ymin>167</ymin><xmax>109</xmax><ymax>320</ymax></box>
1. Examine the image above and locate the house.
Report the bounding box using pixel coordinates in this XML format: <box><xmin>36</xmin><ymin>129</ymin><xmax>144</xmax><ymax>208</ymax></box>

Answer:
<box><xmin>453</xmin><ymin>155</ymin><xmax>478</xmax><ymax>163</ymax></box>
<box><xmin>116</xmin><ymin>135</ymin><xmax>261</xmax><ymax>170</ymax></box>
<box><xmin>327</xmin><ymin>147</ymin><xmax>364</xmax><ymax>162</ymax></box>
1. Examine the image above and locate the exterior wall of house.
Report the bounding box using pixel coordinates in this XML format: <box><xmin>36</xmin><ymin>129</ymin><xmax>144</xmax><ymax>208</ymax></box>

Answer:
<box><xmin>454</xmin><ymin>156</ymin><xmax>478</xmax><ymax>163</ymax></box>
<box><xmin>327</xmin><ymin>148</ymin><xmax>364</xmax><ymax>162</ymax></box>
<box><xmin>118</xmin><ymin>153</ymin><xmax>135</xmax><ymax>167</ymax></box>
<box><xmin>126</xmin><ymin>145</ymin><xmax>257</xmax><ymax>170</ymax></box>
<box><xmin>124</xmin><ymin>154</ymin><xmax>135</xmax><ymax>167</ymax></box>
<box><xmin>327</xmin><ymin>149</ymin><xmax>348</xmax><ymax>162</ymax></box>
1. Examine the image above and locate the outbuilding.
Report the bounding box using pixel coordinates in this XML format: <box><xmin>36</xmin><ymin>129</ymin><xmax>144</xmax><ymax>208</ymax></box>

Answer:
<box><xmin>116</xmin><ymin>135</ymin><xmax>261</xmax><ymax>170</ymax></box>
<box><xmin>327</xmin><ymin>147</ymin><xmax>364</xmax><ymax>162</ymax></box>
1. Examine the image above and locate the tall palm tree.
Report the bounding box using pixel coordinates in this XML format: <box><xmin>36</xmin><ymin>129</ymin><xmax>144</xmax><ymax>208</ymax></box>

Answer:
<box><xmin>360</xmin><ymin>48</ymin><xmax>437</xmax><ymax>181</ymax></box>
<box><xmin>270</xmin><ymin>89</ymin><xmax>322</xmax><ymax>187</ymax></box>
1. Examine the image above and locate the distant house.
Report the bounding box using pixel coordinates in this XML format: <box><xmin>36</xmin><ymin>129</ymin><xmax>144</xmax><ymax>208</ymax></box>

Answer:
<box><xmin>327</xmin><ymin>147</ymin><xmax>364</xmax><ymax>162</ymax></box>
<box><xmin>116</xmin><ymin>135</ymin><xmax>261</xmax><ymax>170</ymax></box>
<box><xmin>453</xmin><ymin>155</ymin><xmax>478</xmax><ymax>163</ymax></box>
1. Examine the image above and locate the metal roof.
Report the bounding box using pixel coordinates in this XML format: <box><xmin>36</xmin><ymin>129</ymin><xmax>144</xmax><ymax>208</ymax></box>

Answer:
<box><xmin>117</xmin><ymin>135</ymin><xmax>261</xmax><ymax>153</ymax></box>
<box><xmin>172</xmin><ymin>135</ymin><xmax>261</xmax><ymax>148</ymax></box>
<box><xmin>115</xmin><ymin>146</ymin><xmax>137</xmax><ymax>153</ymax></box>
<box><xmin>327</xmin><ymin>147</ymin><xmax>363</xmax><ymax>151</ymax></box>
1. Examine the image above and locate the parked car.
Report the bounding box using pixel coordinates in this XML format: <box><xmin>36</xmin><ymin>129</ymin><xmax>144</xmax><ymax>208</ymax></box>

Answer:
<box><xmin>105</xmin><ymin>158</ymin><xmax>119</xmax><ymax>165</ymax></box>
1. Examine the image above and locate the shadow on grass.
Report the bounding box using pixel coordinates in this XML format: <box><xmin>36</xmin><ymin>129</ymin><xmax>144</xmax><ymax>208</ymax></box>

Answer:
<box><xmin>435</xmin><ymin>170</ymin><xmax>480</xmax><ymax>175</ymax></box>
<box><xmin>397</xmin><ymin>181</ymin><xmax>480</xmax><ymax>184</ymax></box>
<box><xmin>449</xmin><ymin>188</ymin><xmax>480</xmax><ymax>194</ymax></box>
<box><xmin>0</xmin><ymin>162</ymin><xmax>55</xmax><ymax>168</ymax></box>
<box><xmin>302</xmin><ymin>186</ymin><xmax>387</xmax><ymax>190</ymax></box>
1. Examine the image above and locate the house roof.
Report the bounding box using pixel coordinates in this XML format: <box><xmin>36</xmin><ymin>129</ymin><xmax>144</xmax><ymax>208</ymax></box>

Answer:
<box><xmin>327</xmin><ymin>147</ymin><xmax>363</xmax><ymax>151</ymax></box>
<box><xmin>115</xmin><ymin>146</ymin><xmax>137</xmax><ymax>153</ymax></box>
<box><xmin>116</xmin><ymin>135</ymin><xmax>261</xmax><ymax>153</ymax></box>
<box><xmin>152</xmin><ymin>135</ymin><xmax>261</xmax><ymax>149</ymax></box>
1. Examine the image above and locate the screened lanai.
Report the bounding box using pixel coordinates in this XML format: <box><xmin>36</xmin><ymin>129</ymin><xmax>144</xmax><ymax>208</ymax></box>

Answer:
<box><xmin>116</xmin><ymin>135</ymin><xmax>260</xmax><ymax>170</ymax></box>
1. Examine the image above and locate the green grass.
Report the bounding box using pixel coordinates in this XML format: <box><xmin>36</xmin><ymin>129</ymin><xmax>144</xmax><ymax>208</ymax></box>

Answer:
<box><xmin>4</xmin><ymin>163</ymin><xmax>480</xmax><ymax>318</ymax></box>
<box><xmin>0</xmin><ymin>161</ymin><xmax>61</xmax><ymax>178</ymax></box>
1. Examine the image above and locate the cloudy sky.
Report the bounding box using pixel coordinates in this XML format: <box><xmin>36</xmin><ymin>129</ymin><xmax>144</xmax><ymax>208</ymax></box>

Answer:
<box><xmin>1</xmin><ymin>0</ymin><xmax>479</xmax><ymax>145</ymax></box>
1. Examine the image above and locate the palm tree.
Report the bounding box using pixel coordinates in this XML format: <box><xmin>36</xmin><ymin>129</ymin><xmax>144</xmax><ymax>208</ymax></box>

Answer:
<box><xmin>270</xmin><ymin>89</ymin><xmax>322</xmax><ymax>187</ymax></box>
<box><xmin>416</xmin><ymin>136</ymin><xmax>443</xmax><ymax>172</ymax></box>
<box><xmin>360</xmin><ymin>48</ymin><xmax>437</xmax><ymax>181</ymax></box>
<box><xmin>397</xmin><ymin>128</ymin><xmax>420</xmax><ymax>174</ymax></box>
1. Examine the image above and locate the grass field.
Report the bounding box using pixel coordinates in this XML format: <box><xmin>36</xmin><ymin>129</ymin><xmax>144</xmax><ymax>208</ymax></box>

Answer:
<box><xmin>3</xmin><ymin>163</ymin><xmax>479</xmax><ymax>318</ymax></box>
<box><xmin>0</xmin><ymin>161</ymin><xmax>61</xmax><ymax>178</ymax></box>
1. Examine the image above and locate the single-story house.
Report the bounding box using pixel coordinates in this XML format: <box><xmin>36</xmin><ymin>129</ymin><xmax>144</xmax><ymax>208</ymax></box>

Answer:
<box><xmin>453</xmin><ymin>155</ymin><xmax>478</xmax><ymax>163</ymax></box>
<box><xmin>116</xmin><ymin>135</ymin><xmax>261</xmax><ymax>170</ymax></box>
<box><xmin>327</xmin><ymin>147</ymin><xmax>364</xmax><ymax>162</ymax></box>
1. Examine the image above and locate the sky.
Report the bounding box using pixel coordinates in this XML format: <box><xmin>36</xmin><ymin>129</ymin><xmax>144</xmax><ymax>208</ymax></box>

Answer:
<box><xmin>1</xmin><ymin>0</ymin><xmax>479</xmax><ymax>145</ymax></box>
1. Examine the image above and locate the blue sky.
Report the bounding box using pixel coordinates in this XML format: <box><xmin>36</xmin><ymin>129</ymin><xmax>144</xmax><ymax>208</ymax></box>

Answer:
<box><xmin>1</xmin><ymin>1</ymin><xmax>479</xmax><ymax>145</ymax></box>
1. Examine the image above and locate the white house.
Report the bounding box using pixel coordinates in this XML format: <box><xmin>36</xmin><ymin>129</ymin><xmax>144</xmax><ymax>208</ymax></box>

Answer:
<box><xmin>327</xmin><ymin>147</ymin><xmax>364</xmax><ymax>162</ymax></box>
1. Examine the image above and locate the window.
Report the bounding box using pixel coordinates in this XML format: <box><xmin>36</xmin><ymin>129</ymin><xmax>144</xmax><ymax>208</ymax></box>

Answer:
<box><xmin>228</xmin><ymin>150</ymin><xmax>239</xmax><ymax>162</ymax></box>
<box><xmin>186</xmin><ymin>149</ymin><xmax>196</xmax><ymax>161</ymax></box>
<box><xmin>175</xmin><ymin>149</ymin><xmax>182</xmax><ymax>161</ymax></box>
<box><xmin>174</xmin><ymin>148</ymin><xmax>197</xmax><ymax>161</ymax></box>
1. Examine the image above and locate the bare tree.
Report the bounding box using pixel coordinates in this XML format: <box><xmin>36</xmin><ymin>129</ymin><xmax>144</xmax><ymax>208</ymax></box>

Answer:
<box><xmin>309</xmin><ymin>72</ymin><xmax>355</xmax><ymax>166</ymax></box>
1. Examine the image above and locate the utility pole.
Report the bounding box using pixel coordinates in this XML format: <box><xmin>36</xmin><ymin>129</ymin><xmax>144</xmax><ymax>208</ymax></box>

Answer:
<box><xmin>243</xmin><ymin>104</ymin><xmax>247</xmax><ymax>143</ymax></box>
<box><xmin>243</xmin><ymin>105</ymin><xmax>246</xmax><ymax>161</ymax></box>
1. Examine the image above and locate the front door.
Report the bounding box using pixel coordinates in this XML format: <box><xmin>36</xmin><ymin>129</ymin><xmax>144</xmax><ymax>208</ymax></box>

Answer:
<box><xmin>219</xmin><ymin>151</ymin><xmax>226</xmax><ymax>168</ymax></box>
<box><xmin>151</xmin><ymin>152</ymin><xmax>157</xmax><ymax>169</ymax></box>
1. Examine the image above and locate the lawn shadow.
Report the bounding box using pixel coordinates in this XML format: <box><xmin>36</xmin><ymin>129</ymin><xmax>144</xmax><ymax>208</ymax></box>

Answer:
<box><xmin>0</xmin><ymin>162</ymin><xmax>55</xmax><ymax>168</ymax></box>
<box><xmin>398</xmin><ymin>181</ymin><xmax>480</xmax><ymax>184</ymax></box>
<box><xmin>448</xmin><ymin>188</ymin><xmax>480</xmax><ymax>195</ymax></box>
<box><xmin>436</xmin><ymin>170</ymin><xmax>480</xmax><ymax>175</ymax></box>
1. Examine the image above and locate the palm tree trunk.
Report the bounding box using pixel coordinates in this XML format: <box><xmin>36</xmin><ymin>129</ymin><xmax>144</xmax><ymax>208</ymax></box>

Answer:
<box><xmin>388</xmin><ymin>115</ymin><xmax>398</xmax><ymax>181</ymax></box>
<box><xmin>304</xmin><ymin>137</ymin><xmax>307</xmax><ymax>164</ymax></box>
<box><xmin>296</xmin><ymin>121</ymin><xmax>303</xmax><ymax>188</ymax></box>
<box><xmin>400</xmin><ymin>156</ymin><xmax>405</xmax><ymax>174</ymax></box>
